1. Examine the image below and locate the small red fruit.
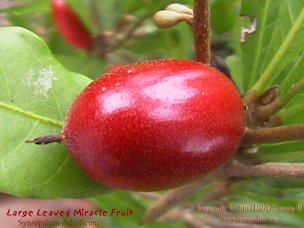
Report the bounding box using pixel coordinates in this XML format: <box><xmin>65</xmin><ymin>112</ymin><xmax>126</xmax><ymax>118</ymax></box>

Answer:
<box><xmin>62</xmin><ymin>59</ymin><xmax>246</xmax><ymax>191</ymax></box>
<box><xmin>51</xmin><ymin>0</ymin><xmax>92</xmax><ymax>49</ymax></box>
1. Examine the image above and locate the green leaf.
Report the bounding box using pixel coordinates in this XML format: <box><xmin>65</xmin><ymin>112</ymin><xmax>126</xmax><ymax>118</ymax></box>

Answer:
<box><xmin>240</xmin><ymin>0</ymin><xmax>304</xmax><ymax>93</ymax></box>
<box><xmin>279</xmin><ymin>51</ymin><xmax>304</xmax><ymax>94</ymax></box>
<box><xmin>0</xmin><ymin>26</ymin><xmax>110</xmax><ymax>198</ymax></box>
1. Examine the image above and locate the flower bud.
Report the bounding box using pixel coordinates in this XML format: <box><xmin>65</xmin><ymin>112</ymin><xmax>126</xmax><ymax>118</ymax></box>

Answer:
<box><xmin>165</xmin><ymin>3</ymin><xmax>193</xmax><ymax>15</ymax></box>
<box><xmin>153</xmin><ymin>10</ymin><xmax>192</xmax><ymax>29</ymax></box>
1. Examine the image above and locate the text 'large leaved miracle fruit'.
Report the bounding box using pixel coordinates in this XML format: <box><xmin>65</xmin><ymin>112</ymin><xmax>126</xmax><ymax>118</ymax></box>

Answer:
<box><xmin>62</xmin><ymin>59</ymin><xmax>246</xmax><ymax>191</ymax></box>
<box><xmin>51</xmin><ymin>0</ymin><xmax>92</xmax><ymax>49</ymax></box>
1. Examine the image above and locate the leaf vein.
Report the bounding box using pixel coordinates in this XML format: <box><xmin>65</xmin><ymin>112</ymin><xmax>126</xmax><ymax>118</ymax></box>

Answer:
<box><xmin>30</xmin><ymin>155</ymin><xmax>70</xmax><ymax>189</ymax></box>
<box><xmin>0</xmin><ymin>101</ymin><xmax>63</xmax><ymax>128</ymax></box>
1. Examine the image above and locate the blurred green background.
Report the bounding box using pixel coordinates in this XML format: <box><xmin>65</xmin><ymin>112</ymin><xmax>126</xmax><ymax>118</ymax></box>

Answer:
<box><xmin>0</xmin><ymin>0</ymin><xmax>237</xmax><ymax>79</ymax></box>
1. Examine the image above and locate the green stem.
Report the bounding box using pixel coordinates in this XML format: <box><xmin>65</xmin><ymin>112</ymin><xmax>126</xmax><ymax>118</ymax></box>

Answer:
<box><xmin>249</xmin><ymin>7</ymin><xmax>304</xmax><ymax>95</ymax></box>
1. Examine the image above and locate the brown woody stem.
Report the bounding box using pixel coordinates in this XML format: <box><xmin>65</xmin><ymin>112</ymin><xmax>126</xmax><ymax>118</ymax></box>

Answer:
<box><xmin>193</xmin><ymin>0</ymin><xmax>210</xmax><ymax>64</ymax></box>
<box><xmin>256</xmin><ymin>77</ymin><xmax>304</xmax><ymax>121</ymax></box>
<box><xmin>242</xmin><ymin>124</ymin><xmax>304</xmax><ymax>145</ymax></box>
<box><xmin>143</xmin><ymin>173</ymin><xmax>216</xmax><ymax>223</ymax></box>
<box><xmin>143</xmin><ymin>159</ymin><xmax>304</xmax><ymax>224</ymax></box>
<box><xmin>225</xmin><ymin>160</ymin><xmax>304</xmax><ymax>178</ymax></box>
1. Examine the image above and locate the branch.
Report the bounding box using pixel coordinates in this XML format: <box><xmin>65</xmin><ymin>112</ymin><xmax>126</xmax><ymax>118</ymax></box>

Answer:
<box><xmin>193</xmin><ymin>0</ymin><xmax>210</xmax><ymax>64</ymax></box>
<box><xmin>135</xmin><ymin>192</ymin><xmax>160</xmax><ymax>200</ymax></box>
<box><xmin>143</xmin><ymin>159</ymin><xmax>304</xmax><ymax>224</ymax></box>
<box><xmin>225</xmin><ymin>160</ymin><xmax>304</xmax><ymax>178</ymax></box>
<box><xmin>190</xmin><ymin>181</ymin><xmax>229</xmax><ymax>206</ymax></box>
<box><xmin>256</xmin><ymin>77</ymin><xmax>304</xmax><ymax>121</ymax></box>
<box><xmin>143</xmin><ymin>173</ymin><xmax>216</xmax><ymax>223</ymax></box>
<box><xmin>242</xmin><ymin>124</ymin><xmax>304</xmax><ymax>145</ymax></box>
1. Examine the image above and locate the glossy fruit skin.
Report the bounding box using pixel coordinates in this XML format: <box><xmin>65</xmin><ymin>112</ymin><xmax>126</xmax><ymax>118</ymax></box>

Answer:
<box><xmin>51</xmin><ymin>0</ymin><xmax>92</xmax><ymax>49</ymax></box>
<box><xmin>62</xmin><ymin>59</ymin><xmax>246</xmax><ymax>191</ymax></box>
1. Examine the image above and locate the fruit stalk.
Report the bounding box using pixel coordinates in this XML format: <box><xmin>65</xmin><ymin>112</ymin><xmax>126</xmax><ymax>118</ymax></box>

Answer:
<box><xmin>26</xmin><ymin>134</ymin><xmax>62</xmax><ymax>145</ymax></box>
<box><xmin>193</xmin><ymin>0</ymin><xmax>211</xmax><ymax>64</ymax></box>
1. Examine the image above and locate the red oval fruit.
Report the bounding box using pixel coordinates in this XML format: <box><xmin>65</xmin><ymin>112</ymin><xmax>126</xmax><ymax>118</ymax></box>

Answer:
<box><xmin>62</xmin><ymin>59</ymin><xmax>246</xmax><ymax>191</ymax></box>
<box><xmin>51</xmin><ymin>0</ymin><xmax>92</xmax><ymax>49</ymax></box>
